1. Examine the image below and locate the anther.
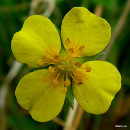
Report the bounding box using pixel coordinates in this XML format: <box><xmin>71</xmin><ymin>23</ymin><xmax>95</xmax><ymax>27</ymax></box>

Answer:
<box><xmin>77</xmin><ymin>81</ymin><xmax>83</xmax><ymax>85</ymax></box>
<box><xmin>75</xmin><ymin>62</ymin><xmax>82</xmax><ymax>67</ymax></box>
<box><xmin>68</xmin><ymin>48</ymin><xmax>74</xmax><ymax>54</ymax></box>
<box><xmin>62</xmin><ymin>87</ymin><xmax>67</xmax><ymax>93</ymax></box>
<box><xmin>48</xmin><ymin>66</ymin><xmax>54</xmax><ymax>73</ymax></box>
<box><xmin>86</xmin><ymin>67</ymin><xmax>91</xmax><ymax>72</ymax></box>
<box><xmin>54</xmin><ymin>54</ymin><xmax>60</xmax><ymax>60</ymax></box>
<box><xmin>79</xmin><ymin>46</ymin><xmax>85</xmax><ymax>52</ymax></box>
<box><xmin>37</xmin><ymin>59</ymin><xmax>44</xmax><ymax>66</ymax></box>
<box><xmin>64</xmin><ymin>78</ymin><xmax>71</xmax><ymax>87</ymax></box>
<box><xmin>53</xmin><ymin>79</ymin><xmax>59</xmax><ymax>86</ymax></box>
<box><xmin>65</xmin><ymin>38</ymin><xmax>71</xmax><ymax>46</ymax></box>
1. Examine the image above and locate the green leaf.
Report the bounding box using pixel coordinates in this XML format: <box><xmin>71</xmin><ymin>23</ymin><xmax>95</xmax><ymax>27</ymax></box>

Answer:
<box><xmin>66</xmin><ymin>86</ymin><xmax>74</xmax><ymax>109</ymax></box>
<box><xmin>75</xmin><ymin>52</ymin><xmax>104</xmax><ymax>63</ymax></box>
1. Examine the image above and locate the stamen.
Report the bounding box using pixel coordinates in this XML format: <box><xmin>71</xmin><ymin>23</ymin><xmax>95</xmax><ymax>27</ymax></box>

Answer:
<box><xmin>55</xmin><ymin>72</ymin><xmax>61</xmax><ymax>80</ymax></box>
<box><xmin>42</xmin><ymin>73</ymin><xmax>55</xmax><ymax>82</ymax></box>
<box><xmin>58</xmin><ymin>65</ymin><xmax>65</xmax><ymax>70</ymax></box>
<box><xmin>53</xmin><ymin>79</ymin><xmax>59</xmax><ymax>86</ymax></box>
<box><xmin>73</xmin><ymin>69</ymin><xmax>88</xmax><ymax>81</ymax></box>
<box><xmin>45</xmin><ymin>53</ymin><xmax>58</xmax><ymax>62</ymax></box>
<box><xmin>37</xmin><ymin>59</ymin><xmax>44</xmax><ymax>65</ymax></box>
<box><xmin>62</xmin><ymin>87</ymin><xmax>67</xmax><ymax>93</ymax></box>
<box><xmin>65</xmin><ymin>38</ymin><xmax>71</xmax><ymax>47</ymax></box>
<box><xmin>72</xmin><ymin>70</ymin><xmax>84</xmax><ymax>80</ymax></box>
<box><xmin>54</xmin><ymin>54</ymin><xmax>61</xmax><ymax>60</ymax></box>
<box><xmin>44</xmin><ymin>61</ymin><xmax>56</xmax><ymax>65</ymax></box>
<box><xmin>86</xmin><ymin>67</ymin><xmax>91</xmax><ymax>72</ymax></box>
<box><xmin>48</xmin><ymin>66</ymin><xmax>54</xmax><ymax>73</ymax></box>
<box><xmin>68</xmin><ymin>48</ymin><xmax>74</xmax><ymax>54</ymax></box>
<box><xmin>75</xmin><ymin>62</ymin><xmax>82</xmax><ymax>67</ymax></box>
<box><xmin>44</xmin><ymin>57</ymin><xmax>57</xmax><ymax>65</ymax></box>
<box><xmin>69</xmin><ymin>73</ymin><xmax>82</xmax><ymax>83</ymax></box>
<box><xmin>64</xmin><ymin>78</ymin><xmax>71</xmax><ymax>87</ymax></box>
<box><xmin>41</xmin><ymin>46</ymin><xmax>88</xmax><ymax>88</ymax></box>
<box><xmin>77</xmin><ymin>82</ymin><xmax>83</xmax><ymax>85</ymax></box>
<box><xmin>45</xmin><ymin>58</ymin><xmax>50</xmax><ymax>62</ymax></box>
<box><xmin>79</xmin><ymin>46</ymin><xmax>85</xmax><ymax>52</ymax></box>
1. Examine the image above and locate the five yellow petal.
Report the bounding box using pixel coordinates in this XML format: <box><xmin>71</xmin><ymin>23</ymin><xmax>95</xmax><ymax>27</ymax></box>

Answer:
<box><xmin>12</xmin><ymin>7</ymin><xmax>121</xmax><ymax>122</ymax></box>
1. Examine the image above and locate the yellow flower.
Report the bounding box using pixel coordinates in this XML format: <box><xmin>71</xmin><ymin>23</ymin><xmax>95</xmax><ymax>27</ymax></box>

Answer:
<box><xmin>11</xmin><ymin>7</ymin><xmax>121</xmax><ymax>122</ymax></box>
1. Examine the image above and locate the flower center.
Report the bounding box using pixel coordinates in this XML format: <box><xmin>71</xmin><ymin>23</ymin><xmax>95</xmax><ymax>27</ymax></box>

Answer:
<box><xmin>37</xmin><ymin>38</ymin><xmax>91</xmax><ymax>93</ymax></box>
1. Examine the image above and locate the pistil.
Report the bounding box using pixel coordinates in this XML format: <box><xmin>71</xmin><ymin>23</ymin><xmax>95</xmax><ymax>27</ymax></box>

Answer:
<box><xmin>41</xmin><ymin>38</ymin><xmax>91</xmax><ymax>93</ymax></box>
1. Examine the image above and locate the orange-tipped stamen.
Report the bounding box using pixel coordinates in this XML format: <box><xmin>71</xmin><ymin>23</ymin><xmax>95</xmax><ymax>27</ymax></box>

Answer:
<box><xmin>72</xmin><ymin>45</ymin><xmax>85</xmax><ymax>57</ymax></box>
<box><xmin>45</xmin><ymin>52</ymin><xmax>59</xmax><ymax>62</ymax></box>
<box><xmin>79</xmin><ymin>46</ymin><xmax>84</xmax><ymax>51</ymax></box>
<box><xmin>75</xmin><ymin>62</ymin><xmax>82</xmax><ymax>67</ymax></box>
<box><xmin>64</xmin><ymin>78</ymin><xmax>71</xmax><ymax>87</ymax></box>
<box><xmin>65</xmin><ymin>38</ymin><xmax>71</xmax><ymax>47</ymax></box>
<box><xmin>48</xmin><ymin>66</ymin><xmax>54</xmax><ymax>73</ymax></box>
<box><xmin>58</xmin><ymin>65</ymin><xmax>65</xmax><ymax>70</ymax></box>
<box><xmin>62</xmin><ymin>87</ymin><xmax>67</xmax><ymax>93</ymax></box>
<box><xmin>54</xmin><ymin>54</ymin><xmax>61</xmax><ymax>60</ymax></box>
<box><xmin>41</xmin><ymin>45</ymin><xmax>88</xmax><ymax>88</ymax></box>
<box><xmin>77</xmin><ymin>81</ymin><xmax>83</xmax><ymax>85</ymax></box>
<box><xmin>68</xmin><ymin>48</ymin><xmax>74</xmax><ymax>54</ymax></box>
<box><xmin>69</xmin><ymin>73</ymin><xmax>82</xmax><ymax>83</ymax></box>
<box><xmin>53</xmin><ymin>79</ymin><xmax>59</xmax><ymax>86</ymax></box>
<box><xmin>73</xmin><ymin>70</ymin><xmax>87</xmax><ymax>81</ymax></box>
<box><xmin>55</xmin><ymin>72</ymin><xmax>61</xmax><ymax>80</ymax></box>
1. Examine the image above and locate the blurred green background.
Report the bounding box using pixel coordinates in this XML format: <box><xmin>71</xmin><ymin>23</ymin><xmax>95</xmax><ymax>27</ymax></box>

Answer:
<box><xmin>0</xmin><ymin>0</ymin><xmax>130</xmax><ymax>130</ymax></box>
